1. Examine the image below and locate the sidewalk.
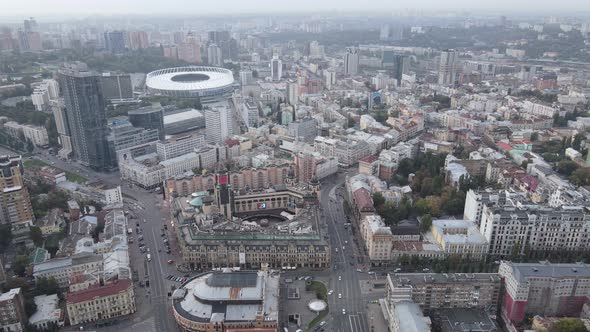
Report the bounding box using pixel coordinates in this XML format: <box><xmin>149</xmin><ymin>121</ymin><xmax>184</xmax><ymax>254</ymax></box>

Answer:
<box><xmin>366</xmin><ymin>302</ymin><xmax>388</xmax><ymax>332</ymax></box>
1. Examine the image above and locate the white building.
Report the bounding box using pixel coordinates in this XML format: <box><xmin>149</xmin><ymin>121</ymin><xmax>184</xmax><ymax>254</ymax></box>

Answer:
<box><xmin>204</xmin><ymin>106</ymin><xmax>233</xmax><ymax>144</ymax></box>
<box><xmin>156</xmin><ymin>133</ymin><xmax>205</xmax><ymax>160</ymax></box>
<box><xmin>207</xmin><ymin>44</ymin><xmax>222</xmax><ymax>66</ymax></box>
<box><xmin>3</xmin><ymin>121</ymin><xmax>49</xmax><ymax>147</ymax></box>
<box><xmin>31</xmin><ymin>79</ymin><xmax>59</xmax><ymax>111</ymax></box>
<box><xmin>241</xmin><ymin>99</ymin><xmax>259</xmax><ymax>128</ymax></box>
<box><xmin>104</xmin><ymin>186</ymin><xmax>123</xmax><ymax>206</ymax></box>
<box><xmin>239</xmin><ymin>70</ymin><xmax>254</xmax><ymax>85</ymax></box>
<box><xmin>270</xmin><ymin>55</ymin><xmax>282</xmax><ymax>81</ymax></box>
<box><xmin>29</xmin><ymin>294</ymin><xmax>63</xmax><ymax>330</ymax></box>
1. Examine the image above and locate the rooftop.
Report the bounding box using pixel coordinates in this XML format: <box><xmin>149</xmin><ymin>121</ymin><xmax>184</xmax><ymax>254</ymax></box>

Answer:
<box><xmin>29</xmin><ymin>294</ymin><xmax>62</xmax><ymax>326</ymax></box>
<box><xmin>66</xmin><ymin>279</ymin><xmax>132</xmax><ymax>304</ymax></box>
<box><xmin>507</xmin><ymin>261</ymin><xmax>590</xmax><ymax>282</ymax></box>
<box><xmin>393</xmin><ymin>300</ymin><xmax>431</xmax><ymax>332</ymax></box>
<box><xmin>390</xmin><ymin>273</ymin><xmax>501</xmax><ymax>286</ymax></box>
<box><xmin>163</xmin><ymin>109</ymin><xmax>204</xmax><ymax>124</ymax></box>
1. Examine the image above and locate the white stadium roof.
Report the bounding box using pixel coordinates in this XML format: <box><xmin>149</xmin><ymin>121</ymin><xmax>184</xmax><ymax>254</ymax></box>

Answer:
<box><xmin>146</xmin><ymin>66</ymin><xmax>234</xmax><ymax>101</ymax></box>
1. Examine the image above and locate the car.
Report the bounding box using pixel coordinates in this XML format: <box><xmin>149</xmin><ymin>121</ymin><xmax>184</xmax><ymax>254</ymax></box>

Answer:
<box><xmin>394</xmin><ymin>268</ymin><xmax>402</xmax><ymax>273</ymax></box>
<box><xmin>328</xmin><ymin>290</ymin><xmax>334</xmax><ymax>295</ymax></box>
<box><xmin>319</xmin><ymin>321</ymin><xmax>326</xmax><ymax>327</ymax></box>
<box><xmin>345</xmin><ymin>240</ymin><xmax>348</xmax><ymax>244</ymax></box>
<box><xmin>163</xmin><ymin>239</ymin><xmax>169</xmax><ymax>243</ymax></box>
<box><xmin>161</xmin><ymin>233</ymin><xmax>165</xmax><ymax>237</ymax></box>
<box><xmin>338</xmin><ymin>276</ymin><xmax>342</xmax><ymax>281</ymax></box>
<box><xmin>342</xmin><ymin>246</ymin><xmax>345</xmax><ymax>250</ymax></box>
<box><xmin>338</xmin><ymin>293</ymin><xmax>342</xmax><ymax>299</ymax></box>
<box><xmin>342</xmin><ymin>309</ymin><xmax>346</xmax><ymax>315</ymax></box>
<box><xmin>167</xmin><ymin>259</ymin><xmax>174</xmax><ymax>264</ymax></box>
<box><xmin>356</xmin><ymin>269</ymin><xmax>362</xmax><ymax>272</ymax></box>
<box><xmin>166</xmin><ymin>249</ymin><xmax>171</xmax><ymax>254</ymax></box>
<box><xmin>422</xmin><ymin>268</ymin><xmax>430</xmax><ymax>272</ymax></box>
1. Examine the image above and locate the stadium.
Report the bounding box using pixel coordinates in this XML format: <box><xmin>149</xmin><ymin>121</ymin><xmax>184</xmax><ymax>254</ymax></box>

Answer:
<box><xmin>145</xmin><ymin>66</ymin><xmax>234</xmax><ymax>103</ymax></box>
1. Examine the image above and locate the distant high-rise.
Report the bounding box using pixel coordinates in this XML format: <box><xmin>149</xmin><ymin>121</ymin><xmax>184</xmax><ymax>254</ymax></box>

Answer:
<box><xmin>178</xmin><ymin>34</ymin><xmax>201</xmax><ymax>64</ymax></box>
<box><xmin>344</xmin><ymin>47</ymin><xmax>359</xmax><ymax>76</ymax></box>
<box><xmin>128</xmin><ymin>106</ymin><xmax>165</xmax><ymax>140</ymax></box>
<box><xmin>59</xmin><ymin>62</ymin><xmax>111</xmax><ymax>170</ymax></box>
<box><xmin>270</xmin><ymin>55</ymin><xmax>282</xmax><ymax>81</ymax></box>
<box><xmin>0</xmin><ymin>28</ymin><xmax>14</xmax><ymax>51</ymax></box>
<box><xmin>239</xmin><ymin>70</ymin><xmax>254</xmax><ymax>85</ymax></box>
<box><xmin>393</xmin><ymin>55</ymin><xmax>409</xmax><ymax>83</ymax></box>
<box><xmin>104</xmin><ymin>31</ymin><xmax>126</xmax><ymax>54</ymax></box>
<box><xmin>207</xmin><ymin>44</ymin><xmax>222</xmax><ymax>66</ymax></box>
<box><xmin>128</xmin><ymin>31</ymin><xmax>149</xmax><ymax>50</ymax></box>
<box><xmin>0</xmin><ymin>156</ymin><xmax>33</xmax><ymax>230</ymax></box>
<box><xmin>100</xmin><ymin>73</ymin><xmax>133</xmax><ymax>101</ymax></box>
<box><xmin>204</xmin><ymin>106</ymin><xmax>233</xmax><ymax>144</ymax></box>
<box><xmin>23</xmin><ymin>17</ymin><xmax>38</xmax><ymax>33</ymax></box>
<box><xmin>438</xmin><ymin>49</ymin><xmax>458</xmax><ymax>85</ymax></box>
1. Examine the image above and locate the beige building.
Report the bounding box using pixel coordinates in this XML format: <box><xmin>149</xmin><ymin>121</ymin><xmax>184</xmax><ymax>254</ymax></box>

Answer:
<box><xmin>386</xmin><ymin>273</ymin><xmax>501</xmax><ymax>314</ymax></box>
<box><xmin>32</xmin><ymin>253</ymin><xmax>103</xmax><ymax>288</ymax></box>
<box><xmin>360</xmin><ymin>214</ymin><xmax>393</xmax><ymax>264</ymax></box>
<box><xmin>428</xmin><ymin>219</ymin><xmax>488</xmax><ymax>260</ymax></box>
<box><xmin>0</xmin><ymin>156</ymin><xmax>34</xmax><ymax>230</ymax></box>
<box><xmin>0</xmin><ymin>288</ymin><xmax>26</xmax><ymax>332</ymax></box>
<box><xmin>66</xmin><ymin>279</ymin><xmax>135</xmax><ymax>326</ymax></box>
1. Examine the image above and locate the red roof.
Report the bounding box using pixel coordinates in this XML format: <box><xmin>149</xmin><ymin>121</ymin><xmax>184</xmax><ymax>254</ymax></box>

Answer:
<box><xmin>225</xmin><ymin>138</ymin><xmax>240</xmax><ymax>147</ymax></box>
<box><xmin>496</xmin><ymin>142</ymin><xmax>513</xmax><ymax>152</ymax></box>
<box><xmin>359</xmin><ymin>155</ymin><xmax>378</xmax><ymax>164</ymax></box>
<box><xmin>352</xmin><ymin>188</ymin><xmax>374</xmax><ymax>212</ymax></box>
<box><xmin>66</xmin><ymin>279</ymin><xmax>132</xmax><ymax>304</ymax></box>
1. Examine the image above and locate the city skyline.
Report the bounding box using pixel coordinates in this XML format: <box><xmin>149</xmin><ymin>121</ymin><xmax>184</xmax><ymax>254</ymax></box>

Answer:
<box><xmin>1</xmin><ymin>0</ymin><xmax>590</xmax><ymax>17</ymax></box>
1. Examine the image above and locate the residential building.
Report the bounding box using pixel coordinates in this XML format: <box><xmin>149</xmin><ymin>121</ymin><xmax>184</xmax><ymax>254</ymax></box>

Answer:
<box><xmin>270</xmin><ymin>55</ymin><xmax>282</xmax><ymax>81</ymax></box>
<box><xmin>104</xmin><ymin>186</ymin><xmax>122</xmax><ymax>205</ymax></box>
<box><xmin>241</xmin><ymin>99</ymin><xmax>259</xmax><ymax>128</ymax></box>
<box><xmin>294</xmin><ymin>151</ymin><xmax>337</xmax><ymax>183</ymax></box>
<box><xmin>207</xmin><ymin>44</ymin><xmax>222</xmax><ymax>66</ymax></box>
<box><xmin>156</xmin><ymin>133</ymin><xmax>206</xmax><ymax>160</ymax></box>
<box><xmin>106</xmin><ymin>121</ymin><xmax>160</xmax><ymax>165</ymax></box>
<box><xmin>127</xmin><ymin>31</ymin><xmax>149</xmax><ymax>50</ymax></box>
<box><xmin>204</xmin><ymin>106</ymin><xmax>233</xmax><ymax>144</ymax></box>
<box><xmin>480</xmin><ymin>205</ymin><xmax>590</xmax><ymax>257</ymax></box>
<box><xmin>314</xmin><ymin>136</ymin><xmax>372</xmax><ymax>167</ymax></box>
<box><xmin>360</xmin><ymin>215</ymin><xmax>393</xmax><ymax>264</ymax></box>
<box><xmin>177</xmin><ymin>34</ymin><xmax>201</xmax><ymax>64</ymax></box>
<box><xmin>386</xmin><ymin>273</ymin><xmax>501</xmax><ymax>314</ymax></box>
<box><xmin>438</xmin><ymin>49</ymin><xmax>458</xmax><ymax>85</ymax></box>
<box><xmin>172</xmin><ymin>271</ymin><xmax>279</xmax><ymax>332</ymax></box>
<box><xmin>344</xmin><ymin>47</ymin><xmax>359</xmax><ymax>76</ymax></box>
<box><xmin>59</xmin><ymin>62</ymin><xmax>111</xmax><ymax>170</ymax></box>
<box><xmin>499</xmin><ymin>261</ymin><xmax>590</xmax><ymax>323</ymax></box>
<box><xmin>288</xmin><ymin>118</ymin><xmax>317</xmax><ymax>142</ymax></box>
<box><xmin>383</xmin><ymin>300</ymin><xmax>431</xmax><ymax>332</ymax></box>
<box><xmin>0</xmin><ymin>156</ymin><xmax>33</xmax><ymax>230</ymax></box>
<box><xmin>3</xmin><ymin>122</ymin><xmax>49</xmax><ymax>147</ymax></box>
<box><xmin>239</xmin><ymin>70</ymin><xmax>254</xmax><ymax>85</ymax></box>
<box><xmin>51</xmin><ymin>99</ymin><xmax>72</xmax><ymax>159</ymax></box>
<box><xmin>0</xmin><ymin>288</ymin><xmax>26</xmax><ymax>332</ymax></box>
<box><xmin>428</xmin><ymin>219</ymin><xmax>488</xmax><ymax>260</ymax></box>
<box><xmin>99</xmin><ymin>73</ymin><xmax>133</xmax><ymax>101</ymax></box>
<box><xmin>31</xmin><ymin>79</ymin><xmax>59</xmax><ymax>111</ymax></box>
<box><xmin>66</xmin><ymin>280</ymin><xmax>135</xmax><ymax>326</ymax></box>
<box><xmin>104</xmin><ymin>31</ymin><xmax>126</xmax><ymax>54</ymax></box>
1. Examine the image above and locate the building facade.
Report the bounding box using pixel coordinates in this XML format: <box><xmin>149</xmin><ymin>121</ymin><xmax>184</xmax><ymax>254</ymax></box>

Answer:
<box><xmin>66</xmin><ymin>280</ymin><xmax>135</xmax><ymax>326</ymax></box>
<box><xmin>0</xmin><ymin>156</ymin><xmax>33</xmax><ymax>230</ymax></box>
<box><xmin>59</xmin><ymin>62</ymin><xmax>111</xmax><ymax>170</ymax></box>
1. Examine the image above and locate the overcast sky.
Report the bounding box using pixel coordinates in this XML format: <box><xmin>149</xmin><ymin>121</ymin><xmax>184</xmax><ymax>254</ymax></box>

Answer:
<box><xmin>2</xmin><ymin>0</ymin><xmax>590</xmax><ymax>16</ymax></box>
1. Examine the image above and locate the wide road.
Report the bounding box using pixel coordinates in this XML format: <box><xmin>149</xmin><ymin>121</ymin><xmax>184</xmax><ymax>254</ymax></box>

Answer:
<box><xmin>29</xmin><ymin>149</ymin><xmax>180</xmax><ymax>332</ymax></box>
<box><xmin>321</xmin><ymin>169</ymin><xmax>370</xmax><ymax>332</ymax></box>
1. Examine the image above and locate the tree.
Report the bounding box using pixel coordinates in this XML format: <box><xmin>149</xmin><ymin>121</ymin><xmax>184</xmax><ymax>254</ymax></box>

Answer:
<box><xmin>26</xmin><ymin>139</ymin><xmax>34</xmax><ymax>153</ymax></box>
<box><xmin>12</xmin><ymin>255</ymin><xmax>30</xmax><ymax>276</ymax></box>
<box><xmin>372</xmin><ymin>192</ymin><xmax>385</xmax><ymax>208</ymax></box>
<box><xmin>530</xmin><ymin>132</ymin><xmax>539</xmax><ymax>142</ymax></box>
<box><xmin>24</xmin><ymin>296</ymin><xmax>37</xmax><ymax>318</ymax></box>
<box><xmin>35</xmin><ymin>277</ymin><xmax>59</xmax><ymax>296</ymax></box>
<box><xmin>550</xmin><ymin>318</ymin><xmax>589</xmax><ymax>332</ymax></box>
<box><xmin>420</xmin><ymin>214</ymin><xmax>433</xmax><ymax>233</ymax></box>
<box><xmin>29</xmin><ymin>226</ymin><xmax>43</xmax><ymax>247</ymax></box>
<box><xmin>557</xmin><ymin>160</ymin><xmax>580</xmax><ymax>176</ymax></box>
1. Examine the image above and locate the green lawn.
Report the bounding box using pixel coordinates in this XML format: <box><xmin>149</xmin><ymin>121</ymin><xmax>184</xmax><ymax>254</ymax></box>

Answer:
<box><xmin>307</xmin><ymin>281</ymin><xmax>329</xmax><ymax>330</ymax></box>
<box><xmin>23</xmin><ymin>158</ymin><xmax>50</xmax><ymax>168</ymax></box>
<box><xmin>65</xmin><ymin>171</ymin><xmax>87</xmax><ymax>184</ymax></box>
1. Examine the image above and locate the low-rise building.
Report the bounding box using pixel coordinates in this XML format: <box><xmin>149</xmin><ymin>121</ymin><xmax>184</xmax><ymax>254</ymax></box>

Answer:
<box><xmin>33</xmin><ymin>253</ymin><xmax>103</xmax><ymax>288</ymax></box>
<box><xmin>427</xmin><ymin>219</ymin><xmax>488</xmax><ymax>260</ymax></box>
<box><xmin>37</xmin><ymin>166</ymin><xmax>66</xmax><ymax>185</ymax></box>
<box><xmin>172</xmin><ymin>270</ymin><xmax>279</xmax><ymax>332</ymax></box>
<box><xmin>29</xmin><ymin>294</ymin><xmax>64</xmax><ymax>330</ymax></box>
<box><xmin>34</xmin><ymin>208</ymin><xmax>65</xmax><ymax>235</ymax></box>
<box><xmin>66</xmin><ymin>279</ymin><xmax>135</xmax><ymax>326</ymax></box>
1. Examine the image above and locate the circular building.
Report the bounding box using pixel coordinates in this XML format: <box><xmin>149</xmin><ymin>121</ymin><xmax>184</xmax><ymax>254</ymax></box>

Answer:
<box><xmin>145</xmin><ymin>66</ymin><xmax>234</xmax><ymax>103</ymax></box>
<box><xmin>172</xmin><ymin>270</ymin><xmax>279</xmax><ymax>332</ymax></box>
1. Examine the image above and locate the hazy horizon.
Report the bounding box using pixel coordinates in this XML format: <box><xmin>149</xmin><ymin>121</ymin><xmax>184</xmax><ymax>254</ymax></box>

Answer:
<box><xmin>2</xmin><ymin>0</ymin><xmax>590</xmax><ymax>18</ymax></box>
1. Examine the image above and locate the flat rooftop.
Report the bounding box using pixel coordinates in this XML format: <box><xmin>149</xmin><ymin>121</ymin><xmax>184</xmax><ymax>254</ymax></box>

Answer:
<box><xmin>390</xmin><ymin>273</ymin><xmax>501</xmax><ymax>286</ymax></box>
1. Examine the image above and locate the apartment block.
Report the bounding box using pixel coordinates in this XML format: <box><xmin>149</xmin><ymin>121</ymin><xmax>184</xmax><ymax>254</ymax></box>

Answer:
<box><xmin>499</xmin><ymin>261</ymin><xmax>590</xmax><ymax>323</ymax></box>
<box><xmin>386</xmin><ymin>273</ymin><xmax>501</xmax><ymax>314</ymax></box>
